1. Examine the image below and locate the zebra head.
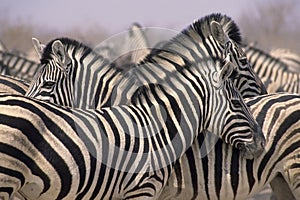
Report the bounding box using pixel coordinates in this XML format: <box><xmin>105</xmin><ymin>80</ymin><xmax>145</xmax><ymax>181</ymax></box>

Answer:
<box><xmin>210</xmin><ymin>20</ymin><xmax>267</xmax><ymax>98</ymax></box>
<box><xmin>26</xmin><ymin>37</ymin><xmax>121</xmax><ymax>108</ymax></box>
<box><xmin>203</xmin><ymin>58</ymin><xmax>265</xmax><ymax>159</ymax></box>
<box><xmin>26</xmin><ymin>39</ymin><xmax>75</xmax><ymax>106</ymax></box>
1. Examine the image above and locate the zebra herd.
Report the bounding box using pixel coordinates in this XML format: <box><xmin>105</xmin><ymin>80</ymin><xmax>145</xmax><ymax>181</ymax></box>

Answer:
<box><xmin>0</xmin><ymin>13</ymin><xmax>299</xmax><ymax>200</ymax></box>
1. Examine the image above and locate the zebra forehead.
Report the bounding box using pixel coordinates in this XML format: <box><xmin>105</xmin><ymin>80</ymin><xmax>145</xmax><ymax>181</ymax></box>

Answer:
<box><xmin>40</xmin><ymin>37</ymin><xmax>93</xmax><ymax>64</ymax></box>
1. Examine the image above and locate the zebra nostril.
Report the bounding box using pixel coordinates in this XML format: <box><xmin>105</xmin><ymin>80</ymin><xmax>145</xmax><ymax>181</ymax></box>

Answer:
<box><xmin>238</xmin><ymin>144</ymin><xmax>255</xmax><ymax>160</ymax></box>
<box><xmin>253</xmin><ymin>124</ymin><xmax>266</xmax><ymax>147</ymax></box>
<box><xmin>236</xmin><ymin>143</ymin><xmax>244</xmax><ymax>151</ymax></box>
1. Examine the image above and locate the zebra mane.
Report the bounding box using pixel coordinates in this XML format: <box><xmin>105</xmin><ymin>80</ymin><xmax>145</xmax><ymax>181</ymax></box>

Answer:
<box><xmin>40</xmin><ymin>37</ymin><xmax>96</xmax><ymax>64</ymax></box>
<box><xmin>147</xmin><ymin>13</ymin><xmax>241</xmax><ymax>60</ymax></box>
<box><xmin>189</xmin><ymin>13</ymin><xmax>242</xmax><ymax>44</ymax></box>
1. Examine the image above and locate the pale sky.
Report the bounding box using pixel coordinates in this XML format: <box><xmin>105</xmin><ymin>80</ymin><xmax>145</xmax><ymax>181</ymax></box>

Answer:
<box><xmin>1</xmin><ymin>0</ymin><xmax>299</xmax><ymax>35</ymax></box>
<box><xmin>0</xmin><ymin>1</ymin><xmax>274</xmax><ymax>32</ymax></box>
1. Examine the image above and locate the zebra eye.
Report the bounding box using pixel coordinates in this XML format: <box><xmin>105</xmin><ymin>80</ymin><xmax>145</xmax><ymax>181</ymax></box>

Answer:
<box><xmin>42</xmin><ymin>81</ymin><xmax>56</xmax><ymax>89</ymax></box>
<box><xmin>239</xmin><ymin>57</ymin><xmax>248</xmax><ymax>66</ymax></box>
<box><xmin>231</xmin><ymin>99</ymin><xmax>242</xmax><ymax>108</ymax></box>
<box><xmin>229</xmin><ymin>69</ymin><xmax>238</xmax><ymax>79</ymax></box>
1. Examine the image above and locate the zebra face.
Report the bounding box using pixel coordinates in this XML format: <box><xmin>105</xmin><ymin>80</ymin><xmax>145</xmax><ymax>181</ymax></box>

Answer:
<box><xmin>208</xmin><ymin>60</ymin><xmax>265</xmax><ymax>159</ymax></box>
<box><xmin>26</xmin><ymin>40</ymin><xmax>75</xmax><ymax>106</ymax></box>
<box><xmin>26</xmin><ymin>59</ymin><xmax>73</xmax><ymax>106</ymax></box>
<box><xmin>210</xmin><ymin>21</ymin><xmax>267</xmax><ymax>97</ymax></box>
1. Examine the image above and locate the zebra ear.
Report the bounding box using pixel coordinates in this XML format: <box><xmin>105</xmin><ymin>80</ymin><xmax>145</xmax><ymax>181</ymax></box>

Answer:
<box><xmin>0</xmin><ymin>40</ymin><xmax>7</xmax><ymax>52</ymax></box>
<box><xmin>32</xmin><ymin>38</ymin><xmax>45</xmax><ymax>59</ymax></box>
<box><xmin>52</xmin><ymin>40</ymin><xmax>67</xmax><ymax>65</ymax></box>
<box><xmin>210</xmin><ymin>21</ymin><xmax>229</xmax><ymax>45</ymax></box>
<box><xmin>219</xmin><ymin>61</ymin><xmax>235</xmax><ymax>81</ymax></box>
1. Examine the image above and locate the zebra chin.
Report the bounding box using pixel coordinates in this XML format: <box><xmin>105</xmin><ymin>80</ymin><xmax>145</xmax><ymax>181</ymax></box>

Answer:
<box><xmin>237</xmin><ymin>125</ymin><xmax>265</xmax><ymax>160</ymax></box>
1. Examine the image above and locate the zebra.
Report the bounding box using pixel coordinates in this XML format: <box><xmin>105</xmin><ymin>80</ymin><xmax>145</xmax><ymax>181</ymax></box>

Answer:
<box><xmin>244</xmin><ymin>44</ymin><xmax>300</xmax><ymax>93</ymax></box>
<box><xmin>0</xmin><ymin>55</ymin><xmax>262</xmax><ymax>199</ymax></box>
<box><xmin>270</xmin><ymin>48</ymin><xmax>300</xmax><ymax>73</ymax></box>
<box><xmin>0</xmin><ymin>40</ymin><xmax>9</xmax><ymax>75</ymax></box>
<box><xmin>0</xmin><ymin>75</ymin><xmax>29</xmax><ymax>95</ymax></box>
<box><xmin>0</xmin><ymin>40</ymin><xmax>40</xmax><ymax>82</ymax></box>
<box><xmin>27</xmin><ymin>37</ymin><xmax>124</xmax><ymax>109</ymax></box>
<box><xmin>25</xmin><ymin>13</ymin><xmax>266</xmax><ymax>109</ymax></box>
<box><xmin>24</xmin><ymin>14</ymin><xmax>266</xmax><ymax>163</ymax></box>
<box><xmin>93</xmin><ymin>23</ymin><xmax>150</xmax><ymax>71</ymax></box>
<box><xmin>158</xmin><ymin>92</ymin><xmax>300</xmax><ymax>200</ymax></box>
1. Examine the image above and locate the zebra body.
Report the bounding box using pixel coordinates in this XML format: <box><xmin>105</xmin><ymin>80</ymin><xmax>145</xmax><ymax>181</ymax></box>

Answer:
<box><xmin>0</xmin><ymin>55</ymin><xmax>260</xmax><ymax>199</ymax></box>
<box><xmin>0</xmin><ymin>42</ymin><xmax>40</xmax><ymax>81</ymax></box>
<box><xmin>159</xmin><ymin>92</ymin><xmax>300</xmax><ymax>200</ymax></box>
<box><xmin>270</xmin><ymin>48</ymin><xmax>300</xmax><ymax>73</ymax></box>
<box><xmin>0</xmin><ymin>75</ymin><xmax>29</xmax><ymax>95</ymax></box>
<box><xmin>244</xmin><ymin>45</ymin><xmax>300</xmax><ymax>93</ymax></box>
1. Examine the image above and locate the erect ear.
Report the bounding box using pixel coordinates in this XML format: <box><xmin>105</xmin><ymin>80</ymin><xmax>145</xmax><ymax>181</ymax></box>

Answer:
<box><xmin>32</xmin><ymin>37</ymin><xmax>45</xmax><ymax>59</ymax></box>
<box><xmin>210</xmin><ymin>21</ymin><xmax>229</xmax><ymax>46</ymax></box>
<box><xmin>51</xmin><ymin>40</ymin><xmax>67</xmax><ymax>64</ymax></box>
<box><xmin>0</xmin><ymin>40</ymin><xmax>7</xmax><ymax>52</ymax></box>
<box><xmin>219</xmin><ymin>60</ymin><xmax>235</xmax><ymax>81</ymax></box>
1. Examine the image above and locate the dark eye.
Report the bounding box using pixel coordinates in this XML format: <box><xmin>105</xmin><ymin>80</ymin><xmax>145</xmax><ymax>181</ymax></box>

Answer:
<box><xmin>42</xmin><ymin>81</ymin><xmax>56</xmax><ymax>89</ymax></box>
<box><xmin>239</xmin><ymin>57</ymin><xmax>248</xmax><ymax>66</ymax></box>
<box><xmin>229</xmin><ymin>69</ymin><xmax>238</xmax><ymax>79</ymax></box>
<box><xmin>231</xmin><ymin>99</ymin><xmax>242</xmax><ymax>107</ymax></box>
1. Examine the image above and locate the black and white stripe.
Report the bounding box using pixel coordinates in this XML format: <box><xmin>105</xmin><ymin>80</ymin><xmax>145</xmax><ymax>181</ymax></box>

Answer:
<box><xmin>26</xmin><ymin>13</ymin><xmax>266</xmax><ymax>109</ymax></box>
<box><xmin>0</xmin><ymin>75</ymin><xmax>29</xmax><ymax>95</ymax></box>
<box><xmin>270</xmin><ymin>48</ymin><xmax>300</xmax><ymax>73</ymax></box>
<box><xmin>244</xmin><ymin>44</ymin><xmax>300</xmax><ymax>93</ymax></box>
<box><xmin>0</xmin><ymin>55</ymin><xmax>261</xmax><ymax>199</ymax></box>
<box><xmin>159</xmin><ymin>92</ymin><xmax>300</xmax><ymax>199</ymax></box>
<box><xmin>0</xmin><ymin>41</ymin><xmax>40</xmax><ymax>82</ymax></box>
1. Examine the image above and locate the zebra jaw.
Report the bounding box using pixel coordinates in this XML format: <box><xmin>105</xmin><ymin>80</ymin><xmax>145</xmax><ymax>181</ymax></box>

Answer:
<box><xmin>237</xmin><ymin>126</ymin><xmax>265</xmax><ymax>160</ymax></box>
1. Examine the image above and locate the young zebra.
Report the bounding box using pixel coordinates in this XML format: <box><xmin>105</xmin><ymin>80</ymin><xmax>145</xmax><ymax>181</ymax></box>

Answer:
<box><xmin>158</xmin><ymin>92</ymin><xmax>300</xmax><ymax>200</ymax></box>
<box><xmin>0</xmin><ymin>55</ymin><xmax>261</xmax><ymax>200</ymax></box>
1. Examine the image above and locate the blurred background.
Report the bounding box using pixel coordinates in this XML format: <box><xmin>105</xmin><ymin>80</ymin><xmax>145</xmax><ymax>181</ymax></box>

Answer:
<box><xmin>1</xmin><ymin>0</ymin><xmax>299</xmax><ymax>57</ymax></box>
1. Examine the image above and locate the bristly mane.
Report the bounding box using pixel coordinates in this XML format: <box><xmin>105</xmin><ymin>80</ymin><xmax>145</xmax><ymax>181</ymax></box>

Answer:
<box><xmin>147</xmin><ymin>13</ymin><xmax>242</xmax><ymax>61</ymax></box>
<box><xmin>40</xmin><ymin>37</ymin><xmax>95</xmax><ymax>64</ymax></box>
<box><xmin>189</xmin><ymin>13</ymin><xmax>242</xmax><ymax>44</ymax></box>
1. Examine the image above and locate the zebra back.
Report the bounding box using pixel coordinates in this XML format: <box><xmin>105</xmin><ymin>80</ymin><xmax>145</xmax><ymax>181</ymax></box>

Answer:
<box><xmin>270</xmin><ymin>48</ymin><xmax>300</xmax><ymax>73</ymax></box>
<box><xmin>0</xmin><ymin>42</ymin><xmax>40</xmax><ymax>82</ymax></box>
<box><xmin>0</xmin><ymin>75</ymin><xmax>29</xmax><ymax>95</ymax></box>
<box><xmin>244</xmin><ymin>44</ymin><xmax>300</xmax><ymax>93</ymax></box>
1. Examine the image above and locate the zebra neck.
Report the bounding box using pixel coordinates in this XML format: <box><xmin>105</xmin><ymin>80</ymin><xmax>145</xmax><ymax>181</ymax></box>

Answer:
<box><xmin>71</xmin><ymin>51</ymin><xmax>123</xmax><ymax>109</ymax></box>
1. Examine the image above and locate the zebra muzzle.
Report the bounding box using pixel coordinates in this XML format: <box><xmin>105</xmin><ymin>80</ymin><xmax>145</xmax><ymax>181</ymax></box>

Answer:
<box><xmin>238</xmin><ymin>124</ymin><xmax>265</xmax><ymax>160</ymax></box>
<box><xmin>238</xmin><ymin>125</ymin><xmax>266</xmax><ymax>160</ymax></box>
